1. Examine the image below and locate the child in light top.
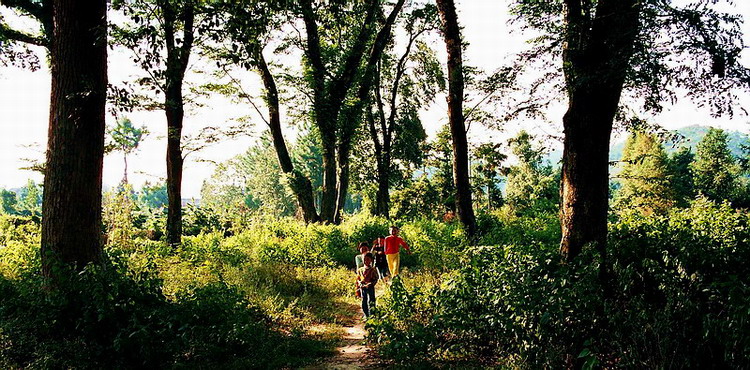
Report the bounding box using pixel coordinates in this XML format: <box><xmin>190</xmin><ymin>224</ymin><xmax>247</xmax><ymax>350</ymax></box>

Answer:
<box><xmin>354</xmin><ymin>242</ymin><xmax>370</xmax><ymax>270</ymax></box>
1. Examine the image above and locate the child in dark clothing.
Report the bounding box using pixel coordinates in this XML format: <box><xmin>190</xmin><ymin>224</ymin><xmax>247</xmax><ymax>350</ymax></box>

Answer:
<box><xmin>372</xmin><ymin>236</ymin><xmax>390</xmax><ymax>281</ymax></box>
<box><xmin>357</xmin><ymin>253</ymin><xmax>378</xmax><ymax>318</ymax></box>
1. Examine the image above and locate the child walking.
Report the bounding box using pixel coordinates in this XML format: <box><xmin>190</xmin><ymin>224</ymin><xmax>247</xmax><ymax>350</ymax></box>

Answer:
<box><xmin>354</xmin><ymin>242</ymin><xmax>370</xmax><ymax>270</ymax></box>
<box><xmin>384</xmin><ymin>226</ymin><xmax>410</xmax><ymax>277</ymax></box>
<box><xmin>372</xmin><ymin>236</ymin><xmax>390</xmax><ymax>281</ymax></box>
<box><xmin>357</xmin><ymin>252</ymin><xmax>379</xmax><ymax>318</ymax></box>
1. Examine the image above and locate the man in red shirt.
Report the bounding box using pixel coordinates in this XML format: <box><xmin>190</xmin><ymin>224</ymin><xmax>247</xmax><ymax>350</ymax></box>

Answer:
<box><xmin>384</xmin><ymin>226</ymin><xmax>411</xmax><ymax>277</ymax></box>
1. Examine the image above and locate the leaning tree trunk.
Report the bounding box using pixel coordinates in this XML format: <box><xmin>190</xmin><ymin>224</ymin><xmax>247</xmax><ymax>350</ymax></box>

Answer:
<box><xmin>437</xmin><ymin>0</ymin><xmax>477</xmax><ymax>238</ymax></box>
<box><xmin>255</xmin><ymin>48</ymin><xmax>320</xmax><ymax>222</ymax></box>
<box><xmin>41</xmin><ymin>0</ymin><xmax>107</xmax><ymax>276</ymax></box>
<box><xmin>559</xmin><ymin>0</ymin><xmax>641</xmax><ymax>261</ymax></box>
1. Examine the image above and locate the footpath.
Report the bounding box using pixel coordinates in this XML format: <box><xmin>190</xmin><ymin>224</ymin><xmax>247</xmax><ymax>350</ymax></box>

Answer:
<box><xmin>304</xmin><ymin>288</ymin><xmax>385</xmax><ymax>369</ymax></box>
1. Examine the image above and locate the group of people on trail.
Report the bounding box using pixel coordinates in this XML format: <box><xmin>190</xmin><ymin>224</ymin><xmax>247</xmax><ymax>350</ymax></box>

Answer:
<box><xmin>354</xmin><ymin>226</ymin><xmax>411</xmax><ymax>318</ymax></box>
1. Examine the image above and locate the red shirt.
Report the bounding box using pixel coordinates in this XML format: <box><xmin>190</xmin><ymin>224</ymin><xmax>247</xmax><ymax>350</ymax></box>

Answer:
<box><xmin>384</xmin><ymin>235</ymin><xmax>409</xmax><ymax>255</ymax></box>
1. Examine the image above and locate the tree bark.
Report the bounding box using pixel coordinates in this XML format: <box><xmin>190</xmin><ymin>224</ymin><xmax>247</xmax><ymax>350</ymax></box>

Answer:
<box><xmin>160</xmin><ymin>0</ymin><xmax>194</xmax><ymax>246</ymax></box>
<box><xmin>255</xmin><ymin>47</ymin><xmax>320</xmax><ymax>222</ymax></box>
<box><xmin>165</xmin><ymin>92</ymin><xmax>184</xmax><ymax>247</ymax></box>
<box><xmin>41</xmin><ymin>0</ymin><xmax>107</xmax><ymax>276</ymax></box>
<box><xmin>333</xmin><ymin>0</ymin><xmax>406</xmax><ymax>223</ymax></box>
<box><xmin>300</xmin><ymin>0</ymin><xmax>403</xmax><ymax>223</ymax></box>
<box><xmin>437</xmin><ymin>0</ymin><xmax>477</xmax><ymax>237</ymax></box>
<box><xmin>559</xmin><ymin>0</ymin><xmax>641</xmax><ymax>261</ymax></box>
<box><xmin>367</xmin><ymin>107</ymin><xmax>390</xmax><ymax>217</ymax></box>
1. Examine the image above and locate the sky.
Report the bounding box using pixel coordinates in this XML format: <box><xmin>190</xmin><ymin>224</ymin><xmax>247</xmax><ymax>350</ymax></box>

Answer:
<box><xmin>1</xmin><ymin>0</ymin><xmax>749</xmax><ymax>198</ymax></box>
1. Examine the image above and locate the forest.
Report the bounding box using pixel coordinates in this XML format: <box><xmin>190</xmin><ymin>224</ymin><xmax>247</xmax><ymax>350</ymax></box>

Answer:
<box><xmin>1</xmin><ymin>0</ymin><xmax>750</xmax><ymax>368</ymax></box>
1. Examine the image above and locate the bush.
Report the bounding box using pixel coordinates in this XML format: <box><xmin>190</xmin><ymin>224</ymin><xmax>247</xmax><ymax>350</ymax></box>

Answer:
<box><xmin>0</xmin><ymin>261</ymin><xmax>326</xmax><ymax>369</ymax></box>
<box><xmin>369</xmin><ymin>199</ymin><xmax>750</xmax><ymax>368</ymax></box>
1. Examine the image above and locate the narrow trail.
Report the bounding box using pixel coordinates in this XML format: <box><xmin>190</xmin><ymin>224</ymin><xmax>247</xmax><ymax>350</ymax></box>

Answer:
<box><xmin>305</xmin><ymin>302</ymin><xmax>379</xmax><ymax>370</ymax></box>
<box><xmin>305</xmin><ymin>284</ymin><xmax>388</xmax><ymax>369</ymax></box>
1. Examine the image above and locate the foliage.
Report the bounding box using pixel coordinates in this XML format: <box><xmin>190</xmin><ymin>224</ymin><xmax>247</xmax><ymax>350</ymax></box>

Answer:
<box><xmin>201</xmin><ymin>134</ymin><xmax>299</xmax><ymax>218</ymax></box>
<box><xmin>504</xmin><ymin>131</ymin><xmax>557</xmax><ymax>213</ymax></box>
<box><xmin>389</xmin><ymin>176</ymin><xmax>442</xmax><ymax>220</ymax></box>
<box><xmin>4</xmin><ymin>180</ymin><xmax>43</xmax><ymax>218</ymax></box>
<box><xmin>667</xmin><ymin>146</ymin><xmax>696</xmax><ymax>207</ymax></box>
<box><xmin>103</xmin><ymin>187</ymin><xmax>138</xmax><ymax>250</ymax></box>
<box><xmin>368</xmin><ymin>199</ymin><xmax>750</xmax><ymax>368</ymax></box>
<box><xmin>0</xmin><ymin>263</ymin><xmax>325</xmax><ymax>369</ymax></box>
<box><xmin>137</xmin><ymin>182</ymin><xmax>168</xmax><ymax>210</ymax></box>
<box><xmin>472</xmin><ymin>142</ymin><xmax>507</xmax><ymax>211</ymax></box>
<box><xmin>424</xmin><ymin>125</ymin><xmax>456</xmax><ymax>214</ymax></box>
<box><xmin>691</xmin><ymin>127</ymin><xmax>741</xmax><ymax>203</ymax></box>
<box><xmin>0</xmin><ymin>189</ymin><xmax>17</xmax><ymax>215</ymax></box>
<box><xmin>512</xmin><ymin>0</ymin><xmax>750</xmax><ymax>117</ymax></box>
<box><xmin>614</xmin><ymin>131</ymin><xmax>675</xmax><ymax>214</ymax></box>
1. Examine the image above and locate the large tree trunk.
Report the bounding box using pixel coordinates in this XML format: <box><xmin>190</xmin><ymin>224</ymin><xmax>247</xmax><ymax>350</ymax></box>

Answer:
<box><xmin>437</xmin><ymin>0</ymin><xmax>477</xmax><ymax>238</ymax></box>
<box><xmin>41</xmin><ymin>0</ymin><xmax>107</xmax><ymax>276</ymax></box>
<box><xmin>375</xmin><ymin>156</ymin><xmax>391</xmax><ymax>217</ymax></box>
<box><xmin>319</xmin><ymin>134</ymin><xmax>338</xmax><ymax>222</ymax></box>
<box><xmin>366</xmin><ymin>107</ymin><xmax>390</xmax><ymax>218</ymax></box>
<box><xmin>559</xmin><ymin>98</ymin><xmax>615</xmax><ymax>261</ymax></box>
<box><xmin>165</xmin><ymin>90</ymin><xmax>184</xmax><ymax>247</ymax></box>
<box><xmin>255</xmin><ymin>48</ymin><xmax>320</xmax><ymax>222</ymax></box>
<box><xmin>559</xmin><ymin>0</ymin><xmax>641</xmax><ymax>260</ymax></box>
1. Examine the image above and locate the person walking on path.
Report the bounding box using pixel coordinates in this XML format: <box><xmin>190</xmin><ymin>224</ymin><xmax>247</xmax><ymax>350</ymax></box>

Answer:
<box><xmin>384</xmin><ymin>226</ymin><xmax>411</xmax><ymax>277</ymax></box>
<box><xmin>354</xmin><ymin>242</ymin><xmax>370</xmax><ymax>270</ymax></box>
<box><xmin>372</xmin><ymin>237</ymin><xmax>390</xmax><ymax>281</ymax></box>
<box><xmin>357</xmin><ymin>253</ymin><xmax>379</xmax><ymax>318</ymax></box>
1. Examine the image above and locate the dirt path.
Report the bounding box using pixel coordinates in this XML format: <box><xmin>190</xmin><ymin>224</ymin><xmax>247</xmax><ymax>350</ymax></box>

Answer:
<box><xmin>304</xmin><ymin>302</ymin><xmax>378</xmax><ymax>369</ymax></box>
<box><xmin>304</xmin><ymin>288</ymin><xmax>386</xmax><ymax>370</ymax></box>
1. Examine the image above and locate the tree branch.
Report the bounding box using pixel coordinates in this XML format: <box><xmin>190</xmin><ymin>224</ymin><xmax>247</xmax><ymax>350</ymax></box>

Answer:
<box><xmin>0</xmin><ymin>21</ymin><xmax>46</xmax><ymax>46</ymax></box>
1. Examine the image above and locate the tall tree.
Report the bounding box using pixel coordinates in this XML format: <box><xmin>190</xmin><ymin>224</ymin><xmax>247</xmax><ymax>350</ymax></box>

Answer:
<box><xmin>42</xmin><ymin>0</ymin><xmax>108</xmax><ymax>274</ymax></box>
<box><xmin>691</xmin><ymin>128</ymin><xmax>739</xmax><ymax>203</ymax></box>
<box><xmin>505</xmin><ymin>131</ymin><xmax>557</xmax><ymax>213</ymax></box>
<box><xmin>2</xmin><ymin>0</ymin><xmax>107</xmax><ymax>272</ymax></box>
<box><xmin>332</xmin><ymin>0</ymin><xmax>410</xmax><ymax>223</ymax></box>
<box><xmin>213</xmin><ymin>0</ymin><xmax>405</xmax><ymax>223</ymax></box>
<box><xmin>436</xmin><ymin>0</ymin><xmax>476</xmax><ymax>237</ymax></box>
<box><xmin>614</xmin><ymin>131</ymin><xmax>674</xmax><ymax>215</ymax></box>
<box><xmin>557</xmin><ymin>0</ymin><xmax>641</xmax><ymax>261</ymax></box>
<box><xmin>205</xmin><ymin>0</ymin><xmax>320</xmax><ymax>222</ymax></box>
<box><xmin>112</xmin><ymin>0</ymin><xmax>205</xmax><ymax>246</ymax></box>
<box><xmin>515</xmin><ymin>0</ymin><xmax>750</xmax><ymax>261</ymax></box>
<box><xmin>667</xmin><ymin>147</ymin><xmax>696</xmax><ymax>207</ymax></box>
<box><xmin>367</xmin><ymin>4</ymin><xmax>441</xmax><ymax>218</ymax></box>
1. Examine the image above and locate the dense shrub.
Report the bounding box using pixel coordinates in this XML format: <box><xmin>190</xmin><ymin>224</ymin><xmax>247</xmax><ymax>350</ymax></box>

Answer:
<box><xmin>369</xmin><ymin>199</ymin><xmax>750</xmax><ymax>368</ymax></box>
<box><xmin>476</xmin><ymin>206</ymin><xmax>560</xmax><ymax>247</ymax></box>
<box><xmin>0</xmin><ymin>262</ymin><xmax>327</xmax><ymax>369</ymax></box>
<box><xmin>0</xmin><ymin>215</ymin><xmax>40</xmax><ymax>279</ymax></box>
